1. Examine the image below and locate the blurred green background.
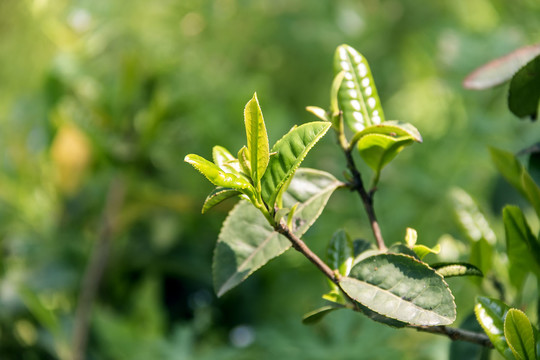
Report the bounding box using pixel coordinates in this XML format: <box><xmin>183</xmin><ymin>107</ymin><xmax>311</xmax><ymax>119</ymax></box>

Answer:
<box><xmin>1</xmin><ymin>0</ymin><xmax>539</xmax><ymax>359</ymax></box>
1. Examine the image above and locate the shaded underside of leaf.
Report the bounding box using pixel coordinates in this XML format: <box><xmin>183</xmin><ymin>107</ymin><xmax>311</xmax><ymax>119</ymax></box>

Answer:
<box><xmin>302</xmin><ymin>305</ymin><xmax>343</xmax><ymax>325</ymax></box>
<box><xmin>213</xmin><ymin>200</ymin><xmax>290</xmax><ymax>297</ymax></box>
<box><xmin>340</xmin><ymin>253</ymin><xmax>456</xmax><ymax>326</ymax></box>
<box><xmin>326</xmin><ymin>229</ymin><xmax>353</xmax><ymax>276</ymax></box>
<box><xmin>334</xmin><ymin>44</ymin><xmax>385</xmax><ymax>131</ymax></box>
<box><xmin>202</xmin><ymin>187</ymin><xmax>240</xmax><ymax>214</ymax></box>
<box><xmin>261</xmin><ymin>121</ymin><xmax>331</xmax><ymax>208</ymax></box>
<box><xmin>463</xmin><ymin>43</ymin><xmax>540</xmax><ymax>90</ymax></box>
<box><xmin>508</xmin><ymin>55</ymin><xmax>540</xmax><ymax>120</ymax></box>
<box><xmin>214</xmin><ymin>168</ymin><xmax>341</xmax><ymax>297</ymax></box>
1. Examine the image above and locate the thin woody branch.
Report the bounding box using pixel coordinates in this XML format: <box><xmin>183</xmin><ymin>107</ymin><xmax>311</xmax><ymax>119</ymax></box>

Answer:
<box><xmin>275</xmin><ymin>219</ymin><xmax>493</xmax><ymax>348</ymax></box>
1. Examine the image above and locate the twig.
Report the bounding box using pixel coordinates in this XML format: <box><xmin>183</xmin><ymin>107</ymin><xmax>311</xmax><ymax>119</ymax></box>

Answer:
<box><xmin>410</xmin><ymin>325</ymin><xmax>494</xmax><ymax>348</ymax></box>
<box><xmin>73</xmin><ymin>178</ymin><xmax>125</xmax><ymax>360</ymax></box>
<box><xmin>275</xmin><ymin>220</ymin><xmax>493</xmax><ymax>348</ymax></box>
<box><xmin>342</xmin><ymin>147</ymin><xmax>386</xmax><ymax>251</ymax></box>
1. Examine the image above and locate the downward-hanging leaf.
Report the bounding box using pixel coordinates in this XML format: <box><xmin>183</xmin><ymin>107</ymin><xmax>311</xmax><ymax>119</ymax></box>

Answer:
<box><xmin>339</xmin><ymin>253</ymin><xmax>456</xmax><ymax>326</ymax></box>
<box><xmin>463</xmin><ymin>43</ymin><xmax>540</xmax><ymax>90</ymax></box>
<box><xmin>214</xmin><ymin>168</ymin><xmax>341</xmax><ymax>296</ymax></box>
<box><xmin>357</xmin><ymin>133</ymin><xmax>414</xmax><ymax>174</ymax></box>
<box><xmin>508</xmin><ymin>55</ymin><xmax>540</xmax><ymax>120</ymax></box>
<box><xmin>334</xmin><ymin>44</ymin><xmax>385</xmax><ymax>131</ymax></box>
<box><xmin>302</xmin><ymin>305</ymin><xmax>343</xmax><ymax>325</ymax></box>
<box><xmin>244</xmin><ymin>93</ymin><xmax>269</xmax><ymax>185</ymax></box>
<box><xmin>504</xmin><ymin>309</ymin><xmax>537</xmax><ymax>360</ymax></box>
<box><xmin>202</xmin><ymin>187</ymin><xmax>240</xmax><ymax>214</ymax></box>
<box><xmin>475</xmin><ymin>296</ymin><xmax>515</xmax><ymax>360</ymax></box>
<box><xmin>431</xmin><ymin>262</ymin><xmax>483</xmax><ymax>278</ymax></box>
<box><xmin>261</xmin><ymin>121</ymin><xmax>331</xmax><ymax>208</ymax></box>
<box><xmin>184</xmin><ymin>154</ymin><xmax>254</xmax><ymax>193</ymax></box>
<box><xmin>503</xmin><ymin>206</ymin><xmax>540</xmax><ymax>290</ymax></box>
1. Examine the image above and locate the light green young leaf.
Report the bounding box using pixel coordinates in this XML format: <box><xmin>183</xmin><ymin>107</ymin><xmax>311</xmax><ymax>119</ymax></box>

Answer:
<box><xmin>475</xmin><ymin>297</ymin><xmax>515</xmax><ymax>360</ymax></box>
<box><xmin>185</xmin><ymin>154</ymin><xmax>254</xmax><ymax>192</ymax></box>
<box><xmin>302</xmin><ymin>305</ymin><xmax>344</xmax><ymax>325</ymax></box>
<box><xmin>237</xmin><ymin>146</ymin><xmax>252</xmax><ymax>177</ymax></box>
<box><xmin>334</xmin><ymin>44</ymin><xmax>385</xmax><ymax>131</ymax></box>
<box><xmin>244</xmin><ymin>93</ymin><xmax>269</xmax><ymax>185</ymax></box>
<box><xmin>357</xmin><ymin>133</ymin><xmax>414</xmax><ymax>173</ymax></box>
<box><xmin>305</xmin><ymin>106</ymin><xmax>329</xmax><ymax>122</ymax></box>
<box><xmin>330</xmin><ymin>71</ymin><xmax>345</xmax><ymax>118</ymax></box>
<box><xmin>214</xmin><ymin>168</ymin><xmax>341</xmax><ymax>296</ymax></box>
<box><xmin>503</xmin><ymin>206</ymin><xmax>540</xmax><ymax>289</ymax></box>
<box><xmin>339</xmin><ymin>253</ymin><xmax>456</xmax><ymax>326</ymax></box>
<box><xmin>431</xmin><ymin>262</ymin><xmax>483</xmax><ymax>278</ymax></box>
<box><xmin>508</xmin><ymin>55</ymin><xmax>540</xmax><ymax>120</ymax></box>
<box><xmin>504</xmin><ymin>309</ymin><xmax>537</xmax><ymax>360</ymax></box>
<box><xmin>326</xmin><ymin>229</ymin><xmax>354</xmax><ymax>276</ymax></box>
<box><xmin>405</xmin><ymin>227</ymin><xmax>417</xmax><ymax>248</ymax></box>
<box><xmin>412</xmin><ymin>244</ymin><xmax>441</xmax><ymax>260</ymax></box>
<box><xmin>261</xmin><ymin>121</ymin><xmax>331</xmax><ymax>209</ymax></box>
<box><xmin>212</xmin><ymin>145</ymin><xmax>236</xmax><ymax>166</ymax></box>
<box><xmin>350</xmin><ymin>121</ymin><xmax>422</xmax><ymax>148</ymax></box>
<box><xmin>202</xmin><ymin>187</ymin><xmax>240</xmax><ymax>214</ymax></box>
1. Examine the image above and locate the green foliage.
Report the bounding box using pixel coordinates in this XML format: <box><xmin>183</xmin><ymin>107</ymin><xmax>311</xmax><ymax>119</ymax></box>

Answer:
<box><xmin>431</xmin><ymin>263</ymin><xmax>483</xmax><ymax>278</ymax></box>
<box><xmin>504</xmin><ymin>309</ymin><xmax>537</xmax><ymax>360</ymax></box>
<box><xmin>475</xmin><ymin>297</ymin><xmax>515</xmax><ymax>360</ymax></box>
<box><xmin>213</xmin><ymin>168</ymin><xmax>341</xmax><ymax>296</ymax></box>
<box><xmin>508</xmin><ymin>55</ymin><xmax>540</xmax><ymax>119</ymax></box>
<box><xmin>340</xmin><ymin>253</ymin><xmax>456</xmax><ymax>326</ymax></box>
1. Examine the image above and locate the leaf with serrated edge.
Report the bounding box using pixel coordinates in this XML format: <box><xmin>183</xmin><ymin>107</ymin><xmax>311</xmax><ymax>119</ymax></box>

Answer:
<box><xmin>431</xmin><ymin>262</ymin><xmax>483</xmax><ymax>278</ymax></box>
<box><xmin>244</xmin><ymin>93</ymin><xmax>269</xmax><ymax>185</ymax></box>
<box><xmin>335</xmin><ymin>44</ymin><xmax>385</xmax><ymax>131</ymax></box>
<box><xmin>202</xmin><ymin>187</ymin><xmax>240</xmax><ymax>214</ymax></box>
<box><xmin>214</xmin><ymin>168</ymin><xmax>341</xmax><ymax>296</ymax></box>
<box><xmin>261</xmin><ymin>121</ymin><xmax>331</xmax><ymax>208</ymax></box>
<box><xmin>504</xmin><ymin>309</ymin><xmax>537</xmax><ymax>360</ymax></box>
<box><xmin>413</xmin><ymin>244</ymin><xmax>440</xmax><ymax>260</ymax></box>
<box><xmin>327</xmin><ymin>230</ymin><xmax>354</xmax><ymax>276</ymax></box>
<box><xmin>475</xmin><ymin>296</ymin><xmax>515</xmax><ymax>360</ymax></box>
<box><xmin>306</xmin><ymin>106</ymin><xmax>329</xmax><ymax>122</ymax></box>
<box><xmin>213</xmin><ymin>146</ymin><xmax>236</xmax><ymax>166</ymax></box>
<box><xmin>185</xmin><ymin>154</ymin><xmax>254</xmax><ymax>192</ymax></box>
<box><xmin>340</xmin><ymin>253</ymin><xmax>456</xmax><ymax>326</ymax></box>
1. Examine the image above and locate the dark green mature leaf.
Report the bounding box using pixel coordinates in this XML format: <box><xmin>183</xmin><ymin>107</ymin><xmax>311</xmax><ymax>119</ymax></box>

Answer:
<box><xmin>475</xmin><ymin>296</ymin><xmax>515</xmax><ymax>360</ymax></box>
<box><xmin>504</xmin><ymin>309</ymin><xmax>537</xmax><ymax>360</ymax></box>
<box><xmin>302</xmin><ymin>305</ymin><xmax>343</xmax><ymax>325</ymax></box>
<box><xmin>357</xmin><ymin>133</ymin><xmax>413</xmax><ymax>173</ymax></box>
<box><xmin>503</xmin><ymin>206</ymin><xmax>540</xmax><ymax>290</ymax></box>
<box><xmin>508</xmin><ymin>55</ymin><xmax>540</xmax><ymax>119</ymax></box>
<box><xmin>431</xmin><ymin>262</ymin><xmax>483</xmax><ymax>278</ymax></box>
<box><xmin>339</xmin><ymin>254</ymin><xmax>456</xmax><ymax>326</ymax></box>
<box><xmin>202</xmin><ymin>187</ymin><xmax>240</xmax><ymax>214</ymax></box>
<box><xmin>521</xmin><ymin>170</ymin><xmax>540</xmax><ymax>219</ymax></box>
<box><xmin>261</xmin><ymin>121</ymin><xmax>331</xmax><ymax>208</ymax></box>
<box><xmin>490</xmin><ymin>147</ymin><xmax>528</xmax><ymax>198</ymax></box>
<box><xmin>214</xmin><ymin>168</ymin><xmax>341</xmax><ymax>296</ymax></box>
<box><xmin>463</xmin><ymin>43</ymin><xmax>540</xmax><ymax>90</ymax></box>
<box><xmin>334</xmin><ymin>44</ymin><xmax>385</xmax><ymax>131</ymax></box>
<box><xmin>244</xmin><ymin>93</ymin><xmax>269</xmax><ymax>184</ymax></box>
<box><xmin>185</xmin><ymin>154</ymin><xmax>254</xmax><ymax>193</ymax></box>
<box><xmin>326</xmin><ymin>229</ymin><xmax>354</xmax><ymax>276</ymax></box>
